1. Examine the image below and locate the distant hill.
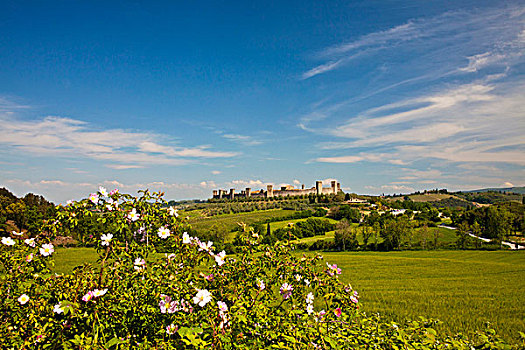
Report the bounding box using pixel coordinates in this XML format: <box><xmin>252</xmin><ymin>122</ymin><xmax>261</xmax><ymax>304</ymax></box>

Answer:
<box><xmin>464</xmin><ymin>187</ymin><xmax>525</xmax><ymax>195</ymax></box>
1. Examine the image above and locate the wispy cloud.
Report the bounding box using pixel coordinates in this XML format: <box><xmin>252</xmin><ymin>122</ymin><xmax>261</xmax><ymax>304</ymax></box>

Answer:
<box><xmin>0</xmin><ymin>112</ymin><xmax>239</xmax><ymax>167</ymax></box>
<box><xmin>315</xmin><ymin>153</ymin><xmax>405</xmax><ymax>165</ymax></box>
<box><xmin>3</xmin><ymin>178</ymin><xmax>224</xmax><ymax>203</ymax></box>
<box><xmin>302</xmin><ymin>60</ymin><xmax>345</xmax><ymax>80</ymax></box>
<box><xmin>365</xmin><ymin>184</ymin><xmax>415</xmax><ymax>194</ymax></box>
<box><xmin>221</xmin><ymin>133</ymin><xmax>263</xmax><ymax>146</ymax></box>
<box><xmin>105</xmin><ymin>164</ymin><xmax>145</xmax><ymax>170</ymax></box>
<box><xmin>299</xmin><ymin>4</ymin><xmax>525</xmax><ymax>193</ymax></box>
<box><xmin>303</xmin><ymin>6</ymin><xmax>525</xmax><ymax>79</ymax></box>
<box><xmin>313</xmin><ymin>80</ymin><xmax>525</xmax><ymax>166</ymax></box>
<box><xmin>301</xmin><ymin>4</ymin><xmax>524</xmax><ymax>169</ymax></box>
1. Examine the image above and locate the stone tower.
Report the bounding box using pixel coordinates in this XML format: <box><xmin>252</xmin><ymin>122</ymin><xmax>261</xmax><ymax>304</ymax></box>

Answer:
<box><xmin>266</xmin><ymin>185</ymin><xmax>274</xmax><ymax>198</ymax></box>
<box><xmin>245</xmin><ymin>188</ymin><xmax>251</xmax><ymax>197</ymax></box>
<box><xmin>331</xmin><ymin>181</ymin><xmax>337</xmax><ymax>194</ymax></box>
<box><xmin>316</xmin><ymin>181</ymin><xmax>322</xmax><ymax>196</ymax></box>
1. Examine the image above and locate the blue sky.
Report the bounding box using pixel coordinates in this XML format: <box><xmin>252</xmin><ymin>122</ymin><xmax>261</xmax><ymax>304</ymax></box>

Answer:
<box><xmin>1</xmin><ymin>0</ymin><xmax>524</xmax><ymax>203</ymax></box>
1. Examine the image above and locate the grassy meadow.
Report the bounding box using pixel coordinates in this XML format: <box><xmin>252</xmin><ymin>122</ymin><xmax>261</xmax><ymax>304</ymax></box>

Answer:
<box><xmin>269</xmin><ymin>217</ymin><xmax>338</xmax><ymax>232</ymax></box>
<box><xmin>321</xmin><ymin>250</ymin><xmax>525</xmax><ymax>343</ymax></box>
<box><xmin>187</xmin><ymin>209</ymin><xmax>296</xmax><ymax>237</ymax></box>
<box><xmin>52</xmin><ymin>247</ymin><xmax>524</xmax><ymax>343</ymax></box>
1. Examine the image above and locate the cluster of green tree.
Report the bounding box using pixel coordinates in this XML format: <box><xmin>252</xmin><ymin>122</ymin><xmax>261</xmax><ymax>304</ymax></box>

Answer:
<box><xmin>328</xmin><ymin>205</ymin><xmax>361</xmax><ymax>222</ymax></box>
<box><xmin>184</xmin><ymin>209</ymin><xmax>330</xmax><ymax>253</ymax></box>
<box><xmin>268</xmin><ymin>217</ymin><xmax>336</xmax><ymax>242</ymax></box>
<box><xmin>454</xmin><ymin>191</ymin><xmax>524</xmax><ymax>204</ymax></box>
<box><xmin>380</xmin><ymin>188</ymin><xmax>448</xmax><ymax>198</ymax></box>
<box><xmin>255</xmin><ymin>208</ymin><xmax>328</xmax><ymax>225</ymax></box>
<box><xmin>0</xmin><ymin>188</ymin><xmax>56</xmax><ymax>234</ymax></box>
<box><xmin>429</xmin><ymin>197</ymin><xmax>471</xmax><ymax>209</ymax></box>
<box><xmin>166</xmin><ymin>199</ymin><xmax>207</xmax><ymax>206</ymax></box>
<box><xmin>208</xmin><ymin>191</ymin><xmax>350</xmax><ymax>204</ymax></box>
<box><xmin>364</xmin><ymin>206</ymin><xmax>442</xmax><ymax>227</ymax></box>
<box><xmin>386</xmin><ymin>199</ymin><xmax>437</xmax><ymax>211</ymax></box>
<box><xmin>332</xmin><ymin>217</ymin><xmax>418</xmax><ymax>251</ymax></box>
<box><xmin>185</xmin><ymin>199</ymin><xmax>319</xmax><ymax>217</ymax></box>
<box><xmin>453</xmin><ymin>202</ymin><xmax>524</xmax><ymax>241</ymax></box>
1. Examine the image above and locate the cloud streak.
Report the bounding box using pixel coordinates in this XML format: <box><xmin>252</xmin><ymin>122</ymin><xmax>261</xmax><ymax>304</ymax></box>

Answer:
<box><xmin>0</xmin><ymin>113</ymin><xmax>239</xmax><ymax>167</ymax></box>
<box><xmin>303</xmin><ymin>6</ymin><xmax>525</xmax><ymax>79</ymax></box>
<box><xmin>221</xmin><ymin>133</ymin><xmax>263</xmax><ymax>146</ymax></box>
<box><xmin>301</xmin><ymin>4</ymin><xmax>524</xmax><ymax>171</ymax></box>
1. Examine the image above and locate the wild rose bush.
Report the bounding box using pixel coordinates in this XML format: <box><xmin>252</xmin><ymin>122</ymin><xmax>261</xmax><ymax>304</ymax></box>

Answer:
<box><xmin>0</xmin><ymin>189</ymin><xmax>516</xmax><ymax>349</ymax></box>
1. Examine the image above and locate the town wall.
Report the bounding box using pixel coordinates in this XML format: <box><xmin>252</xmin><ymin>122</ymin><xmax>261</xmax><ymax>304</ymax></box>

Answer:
<box><xmin>212</xmin><ymin>180</ymin><xmax>341</xmax><ymax>199</ymax></box>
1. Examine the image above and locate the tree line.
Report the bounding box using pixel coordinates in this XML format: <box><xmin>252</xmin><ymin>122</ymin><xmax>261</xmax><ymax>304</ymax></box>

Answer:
<box><xmin>0</xmin><ymin>188</ymin><xmax>56</xmax><ymax>235</ymax></box>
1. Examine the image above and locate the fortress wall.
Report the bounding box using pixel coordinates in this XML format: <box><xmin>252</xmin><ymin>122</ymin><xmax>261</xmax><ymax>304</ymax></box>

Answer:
<box><xmin>322</xmin><ymin>187</ymin><xmax>336</xmax><ymax>195</ymax></box>
<box><xmin>274</xmin><ymin>188</ymin><xmax>317</xmax><ymax>197</ymax></box>
<box><xmin>212</xmin><ymin>180</ymin><xmax>339</xmax><ymax>199</ymax></box>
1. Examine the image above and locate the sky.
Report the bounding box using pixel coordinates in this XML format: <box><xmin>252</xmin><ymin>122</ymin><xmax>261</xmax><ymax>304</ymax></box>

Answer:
<box><xmin>0</xmin><ymin>0</ymin><xmax>524</xmax><ymax>203</ymax></box>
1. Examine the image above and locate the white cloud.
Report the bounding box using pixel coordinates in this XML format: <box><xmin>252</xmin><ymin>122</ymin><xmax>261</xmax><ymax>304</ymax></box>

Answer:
<box><xmin>399</xmin><ymin>168</ymin><xmax>442</xmax><ymax>180</ymax></box>
<box><xmin>221</xmin><ymin>133</ymin><xmax>262</xmax><ymax>146</ymax></box>
<box><xmin>199</xmin><ymin>181</ymin><xmax>217</xmax><ymax>188</ymax></box>
<box><xmin>504</xmin><ymin>182</ymin><xmax>514</xmax><ymax>187</ymax></box>
<box><xmin>459</xmin><ymin>52</ymin><xmax>507</xmax><ymax>72</ymax></box>
<box><xmin>227</xmin><ymin>179</ymin><xmax>269</xmax><ymax>189</ymax></box>
<box><xmin>312</xmin><ymin>80</ymin><xmax>525</xmax><ymax>166</ymax></box>
<box><xmin>211</xmin><ymin>170</ymin><xmax>221</xmax><ymax>175</ymax></box>
<box><xmin>303</xmin><ymin>5</ymin><xmax>525</xmax><ymax>195</ymax></box>
<box><xmin>321</xmin><ymin>178</ymin><xmax>338</xmax><ymax>186</ymax></box>
<box><xmin>316</xmin><ymin>155</ymin><xmax>363</xmax><ymax>163</ymax></box>
<box><xmin>302</xmin><ymin>60</ymin><xmax>344</xmax><ymax>80</ymax></box>
<box><xmin>2</xmin><ymin>178</ymin><xmax>235</xmax><ymax>203</ymax></box>
<box><xmin>293</xmin><ymin>179</ymin><xmax>301</xmax><ymax>185</ymax></box>
<box><xmin>365</xmin><ymin>184</ymin><xmax>415</xmax><ymax>194</ymax></box>
<box><xmin>106</xmin><ymin>164</ymin><xmax>145</xmax><ymax>169</ymax></box>
<box><xmin>303</xmin><ymin>6</ymin><xmax>525</xmax><ymax>79</ymax></box>
<box><xmin>0</xmin><ymin>114</ymin><xmax>239</xmax><ymax>167</ymax></box>
<box><xmin>315</xmin><ymin>153</ymin><xmax>405</xmax><ymax>165</ymax></box>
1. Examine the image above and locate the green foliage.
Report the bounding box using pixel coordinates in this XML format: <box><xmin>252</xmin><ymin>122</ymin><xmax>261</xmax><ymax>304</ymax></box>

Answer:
<box><xmin>0</xmin><ymin>188</ymin><xmax>56</xmax><ymax>235</ymax></box>
<box><xmin>328</xmin><ymin>204</ymin><xmax>361</xmax><ymax>222</ymax></box>
<box><xmin>1</xmin><ymin>189</ymin><xmax>519</xmax><ymax>348</ymax></box>
<box><xmin>50</xmin><ymin>248</ymin><xmax>525</xmax><ymax>346</ymax></box>
<box><xmin>334</xmin><ymin>220</ymin><xmax>359</xmax><ymax>251</ymax></box>
<box><xmin>188</xmin><ymin>209</ymin><xmax>297</xmax><ymax>238</ymax></box>
<box><xmin>456</xmin><ymin>221</ymin><xmax>472</xmax><ymax>249</ymax></box>
<box><xmin>1</xmin><ymin>189</ymin><xmax>362</xmax><ymax>348</ymax></box>
<box><xmin>456</xmin><ymin>190</ymin><xmax>523</xmax><ymax>204</ymax></box>
<box><xmin>456</xmin><ymin>202</ymin><xmax>524</xmax><ymax>239</ymax></box>
<box><xmin>381</xmin><ymin>217</ymin><xmax>412</xmax><ymax>250</ymax></box>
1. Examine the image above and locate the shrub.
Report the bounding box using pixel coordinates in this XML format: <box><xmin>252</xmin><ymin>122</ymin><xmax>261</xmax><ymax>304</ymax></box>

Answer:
<box><xmin>0</xmin><ymin>188</ymin><xmax>518</xmax><ymax>349</ymax></box>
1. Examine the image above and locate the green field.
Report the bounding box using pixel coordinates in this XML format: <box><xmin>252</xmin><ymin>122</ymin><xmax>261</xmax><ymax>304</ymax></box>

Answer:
<box><xmin>320</xmin><ymin>250</ymin><xmax>525</xmax><ymax>343</ymax></box>
<box><xmin>269</xmin><ymin>217</ymin><xmax>338</xmax><ymax>232</ymax></box>
<box><xmin>53</xmin><ymin>247</ymin><xmax>99</xmax><ymax>274</ymax></box>
<box><xmin>52</xmin><ymin>248</ymin><xmax>524</xmax><ymax>343</ymax></box>
<box><xmin>187</xmin><ymin>209</ymin><xmax>296</xmax><ymax>235</ymax></box>
<box><xmin>292</xmin><ymin>230</ymin><xmax>335</xmax><ymax>244</ymax></box>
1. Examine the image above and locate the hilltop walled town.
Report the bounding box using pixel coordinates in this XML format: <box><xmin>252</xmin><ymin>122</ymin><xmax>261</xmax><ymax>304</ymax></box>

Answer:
<box><xmin>212</xmin><ymin>180</ymin><xmax>341</xmax><ymax>199</ymax></box>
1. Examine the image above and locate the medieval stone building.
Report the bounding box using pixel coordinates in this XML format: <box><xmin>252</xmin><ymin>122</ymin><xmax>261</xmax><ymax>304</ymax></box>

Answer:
<box><xmin>212</xmin><ymin>180</ymin><xmax>341</xmax><ymax>200</ymax></box>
